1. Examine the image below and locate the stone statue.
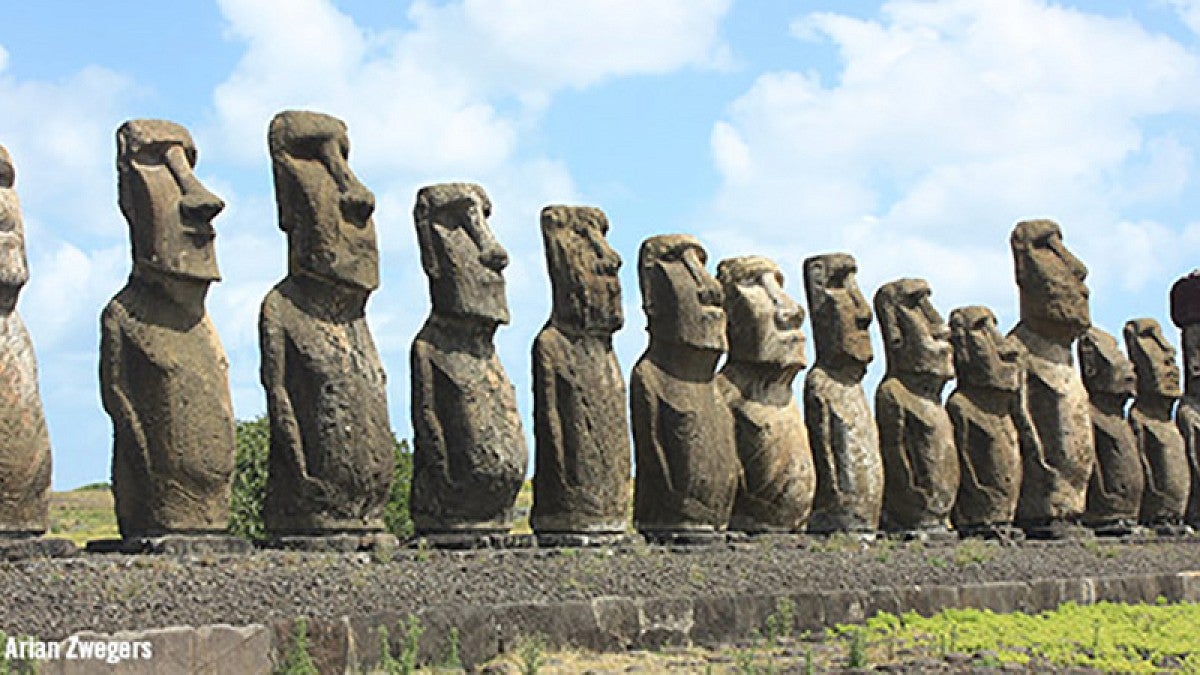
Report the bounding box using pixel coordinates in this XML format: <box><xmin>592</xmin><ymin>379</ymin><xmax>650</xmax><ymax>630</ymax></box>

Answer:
<box><xmin>260</xmin><ymin>111</ymin><xmax>394</xmax><ymax>542</ymax></box>
<box><xmin>0</xmin><ymin>144</ymin><xmax>51</xmax><ymax>538</ymax></box>
<box><xmin>100</xmin><ymin>120</ymin><xmax>236</xmax><ymax>540</ymax></box>
<box><xmin>1008</xmin><ymin>219</ymin><xmax>1094</xmax><ymax>538</ymax></box>
<box><xmin>530</xmin><ymin>205</ymin><xmax>630</xmax><ymax>542</ymax></box>
<box><xmin>1125</xmin><ymin>318</ymin><xmax>1191</xmax><ymax>534</ymax></box>
<box><xmin>631</xmin><ymin>234</ymin><xmax>738</xmax><ymax>540</ymax></box>
<box><xmin>1170</xmin><ymin>272</ymin><xmax>1200</xmax><ymax>528</ymax></box>
<box><xmin>410</xmin><ymin>183</ymin><xmax>526</xmax><ymax>538</ymax></box>
<box><xmin>946</xmin><ymin>306</ymin><xmax>1023</xmax><ymax>538</ymax></box>
<box><xmin>802</xmin><ymin>253</ymin><xmax>882</xmax><ymax>534</ymax></box>
<box><xmin>873</xmin><ymin>279</ymin><xmax>958</xmax><ymax>535</ymax></box>
<box><xmin>1077</xmin><ymin>327</ymin><xmax>1143</xmax><ymax>535</ymax></box>
<box><xmin>717</xmin><ymin>255</ymin><xmax>815</xmax><ymax>533</ymax></box>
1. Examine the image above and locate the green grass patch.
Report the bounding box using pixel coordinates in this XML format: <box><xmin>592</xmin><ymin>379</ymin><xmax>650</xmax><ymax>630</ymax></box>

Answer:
<box><xmin>839</xmin><ymin>601</ymin><xmax>1200</xmax><ymax>672</ymax></box>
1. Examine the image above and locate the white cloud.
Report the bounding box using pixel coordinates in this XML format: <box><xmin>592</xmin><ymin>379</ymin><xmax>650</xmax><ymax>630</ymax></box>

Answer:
<box><xmin>1170</xmin><ymin>0</ymin><xmax>1200</xmax><ymax>35</ymax></box>
<box><xmin>708</xmin><ymin>0</ymin><xmax>1200</xmax><ymax>330</ymax></box>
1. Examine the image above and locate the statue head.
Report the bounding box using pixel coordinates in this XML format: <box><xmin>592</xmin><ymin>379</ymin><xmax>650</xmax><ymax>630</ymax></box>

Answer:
<box><xmin>716</xmin><ymin>255</ymin><xmax>805</xmax><ymax>368</ymax></box>
<box><xmin>638</xmin><ymin>234</ymin><xmax>725</xmax><ymax>352</ymax></box>
<box><xmin>0</xmin><ymin>145</ymin><xmax>29</xmax><ymax>304</ymax></box>
<box><xmin>117</xmin><ymin>120</ymin><xmax>224</xmax><ymax>282</ymax></box>
<box><xmin>874</xmin><ymin>278</ymin><xmax>953</xmax><ymax>381</ymax></box>
<box><xmin>948</xmin><ymin>306</ymin><xmax>1021</xmax><ymax>392</ymax></box>
<box><xmin>802</xmin><ymin>253</ymin><xmax>872</xmax><ymax>370</ymax></box>
<box><xmin>1124</xmin><ymin>318</ymin><xmax>1182</xmax><ymax>401</ymax></box>
<box><xmin>1077</xmin><ymin>327</ymin><xmax>1136</xmax><ymax>399</ymax></box>
<box><xmin>1010</xmin><ymin>219</ymin><xmax>1090</xmax><ymax>341</ymax></box>
<box><xmin>1170</xmin><ymin>271</ymin><xmax>1200</xmax><ymax>396</ymax></box>
<box><xmin>269</xmin><ymin>111</ymin><xmax>378</xmax><ymax>292</ymax></box>
<box><xmin>540</xmin><ymin>205</ymin><xmax>622</xmax><ymax>337</ymax></box>
<box><xmin>414</xmin><ymin>183</ymin><xmax>509</xmax><ymax>325</ymax></box>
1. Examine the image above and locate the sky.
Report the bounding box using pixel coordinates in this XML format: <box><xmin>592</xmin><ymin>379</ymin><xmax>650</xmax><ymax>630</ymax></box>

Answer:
<box><xmin>4</xmin><ymin>0</ymin><xmax>1200</xmax><ymax>489</ymax></box>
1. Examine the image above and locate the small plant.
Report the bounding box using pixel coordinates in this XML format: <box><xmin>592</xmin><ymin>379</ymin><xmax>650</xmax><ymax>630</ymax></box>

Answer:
<box><xmin>377</xmin><ymin>625</ymin><xmax>403</xmax><ymax>674</ymax></box>
<box><xmin>764</xmin><ymin>596</ymin><xmax>795</xmax><ymax>647</ymax></box>
<box><xmin>399</xmin><ymin>614</ymin><xmax>424</xmax><ymax>674</ymax></box>
<box><xmin>846</xmin><ymin>627</ymin><xmax>869</xmax><ymax>668</ymax></box>
<box><xmin>443</xmin><ymin>626</ymin><xmax>462</xmax><ymax>670</ymax></box>
<box><xmin>952</xmin><ymin>539</ymin><xmax>993</xmax><ymax>566</ymax></box>
<box><xmin>803</xmin><ymin>647</ymin><xmax>815</xmax><ymax>675</ymax></box>
<box><xmin>277</xmin><ymin>617</ymin><xmax>319</xmax><ymax>675</ymax></box>
<box><xmin>516</xmin><ymin>634</ymin><xmax>545</xmax><ymax>675</ymax></box>
<box><xmin>927</xmin><ymin>555</ymin><xmax>948</xmax><ymax>569</ymax></box>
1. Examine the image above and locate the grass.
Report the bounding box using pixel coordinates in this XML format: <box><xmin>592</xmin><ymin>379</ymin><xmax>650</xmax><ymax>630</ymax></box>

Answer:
<box><xmin>47</xmin><ymin>484</ymin><xmax>119</xmax><ymax>545</ymax></box>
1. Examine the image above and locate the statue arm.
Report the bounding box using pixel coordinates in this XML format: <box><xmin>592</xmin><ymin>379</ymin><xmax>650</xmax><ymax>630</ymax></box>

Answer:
<box><xmin>630</xmin><ymin>368</ymin><xmax>673</xmax><ymax>494</ymax></box>
<box><xmin>1129</xmin><ymin>416</ymin><xmax>1159</xmax><ymax>495</ymax></box>
<box><xmin>1011</xmin><ymin>377</ymin><xmax>1051</xmax><ymax>477</ymax></box>
<box><xmin>805</xmin><ymin>382</ymin><xmax>842</xmax><ymax>499</ymax></box>
<box><xmin>532</xmin><ymin>334</ymin><xmax>564</xmax><ymax>473</ymax></box>
<box><xmin>259</xmin><ymin>302</ymin><xmax>307</xmax><ymax>478</ymax></box>
<box><xmin>1179</xmin><ymin>408</ymin><xmax>1200</xmax><ymax>483</ymax></box>
<box><xmin>410</xmin><ymin>341</ymin><xmax>449</xmax><ymax>483</ymax></box>
<box><xmin>877</xmin><ymin>388</ymin><xmax>917</xmax><ymax>492</ymax></box>
<box><xmin>99</xmin><ymin>305</ymin><xmax>149</xmax><ymax>468</ymax></box>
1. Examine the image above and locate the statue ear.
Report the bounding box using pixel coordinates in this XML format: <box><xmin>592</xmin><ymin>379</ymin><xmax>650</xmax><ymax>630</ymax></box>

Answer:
<box><xmin>416</xmin><ymin>221</ymin><xmax>440</xmax><ymax>278</ymax></box>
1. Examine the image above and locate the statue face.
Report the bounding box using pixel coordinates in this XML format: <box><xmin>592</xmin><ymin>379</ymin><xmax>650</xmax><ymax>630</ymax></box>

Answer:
<box><xmin>0</xmin><ymin>145</ymin><xmax>29</xmax><ymax>293</ymax></box>
<box><xmin>1182</xmin><ymin>325</ymin><xmax>1200</xmax><ymax>394</ymax></box>
<box><xmin>117</xmin><ymin>120</ymin><xmax>224</xmax><ymax>282</ymax></box>
<box><xmin>270</xmin><ymin>111</ymin><xmax>378</xmax><ymax>292</ymax></box>
<box><xmin>949</xmin><ymin>306</ymin><xmax>1021</xmax><ymax>392</ymax></box>
<box><xmin>1077</xmin><ymin>327</ymin><xmax>1136</xmax><ymax>398</ymax></box>
<box><xmin>1011</xmin><ymin>219</ymin><xmax>1090</xmax><ymax>339</ymax></box>
<box><xmin>803</xmin><ymin>253</ymin><xmax>872</xmax><ymax>368</ymax></box>
<box><xmin>1125</xmin><ymin>318</ymin><xmax>1182</xmax><ymax>400</ymax></box>
<box><xmin>638</xmin><ymin>234</ymin><xmax>726</xmax><ymax>352</ymax></box>
<box><xmin>875</xmin><ymin>278</ymin><xmax>953</xmax><ymax>380</ymax></box>
<box><xmin>415</xmin><ymin>183</ymin><xmax>510</xmax><ymax>325</ymax></box>
<box><xmin>718</xmin><ymin>256</ymin><xmax>805</xmax><ymax>367</ymax></box>
<box><xmin>541</xmin><ymin>206</ymin><xmax>622</xmax><ymax>336</ymax></box>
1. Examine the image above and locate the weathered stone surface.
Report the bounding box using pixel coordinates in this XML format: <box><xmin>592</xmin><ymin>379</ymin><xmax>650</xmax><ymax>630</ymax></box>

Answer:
<box><xmin>86</xmin><ymin>534</ymin><xmax>252</xmax><ymax>555</ymax></box>
<box><xmin>101</xmin><ymin>120</ymin><xmax>235</xmax><ymax>538</ymax></box>
<box><xmin>947</xmin><ymin>306</ymin><xmax>1023</xmax><ymax>533</ymax></box>
<box><xmin>0</xmin><ymin>536</ymin><xmax>76</xmax><ymax>560</ymax></box>
<box><xmin>1077</xmin><ymin>327</ymin><xmax>1143</xmax><ymax>529</ymax></box>
<box><xmin>1169</xmin><ymin>271</ymin><xmax>1200</xmax><ymax>528</ymax></box>
<box><xmin>260</xmin><ymin>111</ymin><xmax>393</xmax><ymax>535</ymax></box>
<box><xmin>531</xmin><ymin>205</ymin><xmax>630</xmax><ymax>535</ymax></box>
<box><xmin>1008</xmin><ymin>219</ymin><xmax>1094</xmax><ymax>532</ymax></box>
<box><xmin>1124</xmin><ymin>318</ymin><xmax>1190</xmax><ymax>528</ymax></box>
<box><xmin>874</xmin><ymin>278</ymin><xmax>958</xmax><ymax>533</ymax></box>
<box><xmin>0</xmin><ymin>144</ymin><xmax>51</xmax><ymax>537</ymax></box>
<box><xmin>631</xmin><ymin>235</ymin><xmax>738</xmax><ymax>535</ymax></box>
<box><xmin>259</xmin><ymin>532</ymin><xmax>397</xmax><ymax>553</ymax></box>
<box><xmin>42</xmin><ymin>624</ymin><xmax>272</xmax><ymax>675</ymax></box>
<box><xmin>410</xmin><ymin>183</ymin><xmax>526</xmax><ymax>534</ymax></box>
<box><xmin>716</xmin><ymin>255</ymin><xmax>814</xmax><ymax>533</ymax></box>
<box><xmin>802</xmin><ymin>253</ymin><xmax>882</xmax><ymax>533</ymax></box>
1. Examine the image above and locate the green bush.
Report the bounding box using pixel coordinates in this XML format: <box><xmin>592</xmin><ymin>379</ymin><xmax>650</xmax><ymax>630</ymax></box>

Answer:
<box><xmin>228</xmin><ymin>416</ymin><xmax>414</xmax><ymax>540</ymax></box>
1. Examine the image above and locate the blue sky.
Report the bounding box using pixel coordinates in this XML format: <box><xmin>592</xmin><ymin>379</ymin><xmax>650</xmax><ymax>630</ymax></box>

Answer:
<box><xmin>4</xmin><ymin>0</ymin><xmax>1200</xmax><ymax>489</ymax></box>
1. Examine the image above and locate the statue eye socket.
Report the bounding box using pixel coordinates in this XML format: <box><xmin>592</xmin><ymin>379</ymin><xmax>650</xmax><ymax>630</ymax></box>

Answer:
<box><xmin>131</xmin><ymin>142</ymin><xmax>176</xmax><ymax>167</ymax></box>
<box><xmin>287</xmin><ymin>137</ymin><xmax>326</xmax><ymax>161</ymax></box>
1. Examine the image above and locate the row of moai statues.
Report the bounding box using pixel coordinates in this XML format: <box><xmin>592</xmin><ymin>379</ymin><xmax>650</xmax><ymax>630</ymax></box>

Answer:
<box><xmin>3</xmin><ymin>112</ymin><xmax>1200</xmax><ymax>552</ymax></box>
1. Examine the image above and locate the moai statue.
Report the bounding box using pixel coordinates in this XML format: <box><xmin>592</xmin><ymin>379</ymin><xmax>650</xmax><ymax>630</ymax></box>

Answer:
<box><xmin>410</xmin><ymin>183</ymin><xmax>527</xmax><ymax>539</ymax></box>
<box><xmin>1008</xmin><ymin>219</ymin><xmax>1094</xmax><ymax>539</ymax></box>
<box><xmin>631</xmin><ymin>235</ymin><xmax>739</xmax><ymax>542</ymax></box>
<box><xmin>0</xmin><ymin>145</ymin><xmax>52</xmax><ymax>540</ymax></box>
<box><xmin>1125</xmin><ymin>318</ymin><xmax>1192</xmax><ymax>535</ymax></box>
<box><xmin>802</xmin><ymin>253</ymin><xmax>882</xmax><ymax>534</ymax></box>
<box><xmin>1077</xmin><ymin>327</ymin><xmax>1142</xmax><ymax>535</ymax></box>
<box><xmin>100</xmin><ymin>120</ymin><xmax>240</xmax><ymax>546</ymax></box>
<box><xmin>1170</xmin><ymin>272</ymin><xmax>1200</xmax><ymax>528</ymax></box>
<box><xmin>717</xmin><ymin>256</ymin><xmax>815</xmax><ymax>533</ymax></box>
<box><xmin>530</xmin><ymin>206</ymin><xmax>630</xmax><ymax>543</ymax></box>
<box><xmin>946</xmin><ymin>307</ymin><xmax>1023</xmax><ymax>539</ymax></box>
<box><xmin>874</xmin><ymin>279</ymin><xmax>958</xmax><ymax>536</ymax></box>
<box><xmin>260</xmin><ymin>111</ymin><xmax>394</xmax><ymax>545</ymax></box>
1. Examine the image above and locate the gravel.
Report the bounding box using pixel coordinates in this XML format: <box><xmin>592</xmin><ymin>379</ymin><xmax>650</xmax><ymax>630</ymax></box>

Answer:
<box><xmin>0</xmin><ymin>537</ymin><xmax>1197</xmax><ymax>640</ymax></box>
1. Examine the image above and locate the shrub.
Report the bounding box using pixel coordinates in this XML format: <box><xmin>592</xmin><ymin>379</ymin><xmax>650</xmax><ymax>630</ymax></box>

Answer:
<box><xmin>228</xmin><ymin>416</ymin><xmax>414</xmax><ymax>540</ymax></box>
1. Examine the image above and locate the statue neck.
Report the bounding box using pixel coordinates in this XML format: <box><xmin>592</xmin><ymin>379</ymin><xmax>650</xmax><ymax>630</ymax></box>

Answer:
<box><xmin>289</xmin><ymin>272</ymin><xmax>367</xmax><ymax>320</ymax></box>
<box><xmin>0</xmin><ymin>284</ymin><xmax>18</xmax><ymax>314</ymax></box>
<box><xmin>1088</xmin><ymin>391</ymin><xmax>1128</xmax><ymax>417</ymax></box>
<box><xmin>647</xmin><ymin>336</ymin><xmax>720</xmax><ymax>382</ymax></box>
<box><xmin>1135</xmin><ymin>393</ymin><xmax>1176</xmax><ymax>420</ymax></box>
<box><xmin>1013</xmin><ymin>321</ymin><xmax>1074</xmax><ymax>365</ymax></box>
<box><xmin>894</xmin><ymin>370</ymin><xmax>948</xmax><ymax>400</ymax></box>
<box><xmin>721</xmin><ymin>359</ymin><xmax>800</xmax><ymax>405</ymax></box>
<box><xmin>428</xmin><ymin>313</ymin><xmax>498</xmax><ymax>356</ymax></box>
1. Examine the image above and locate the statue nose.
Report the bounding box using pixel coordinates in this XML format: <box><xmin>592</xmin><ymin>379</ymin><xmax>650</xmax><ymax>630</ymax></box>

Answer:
<box><xmin>180</xmin><ymin>191</ymin><xmax>225</xmax><ymax>228</ymax></box>
<box><xmin>340</xmin><ymin>184</ymin><xmax>376</xmax><ymax>223</ymax></box>
<box><xmin>480</xmin><ymin>243</ymin><xmax>509</xmax><ymax>271</ymax></box>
